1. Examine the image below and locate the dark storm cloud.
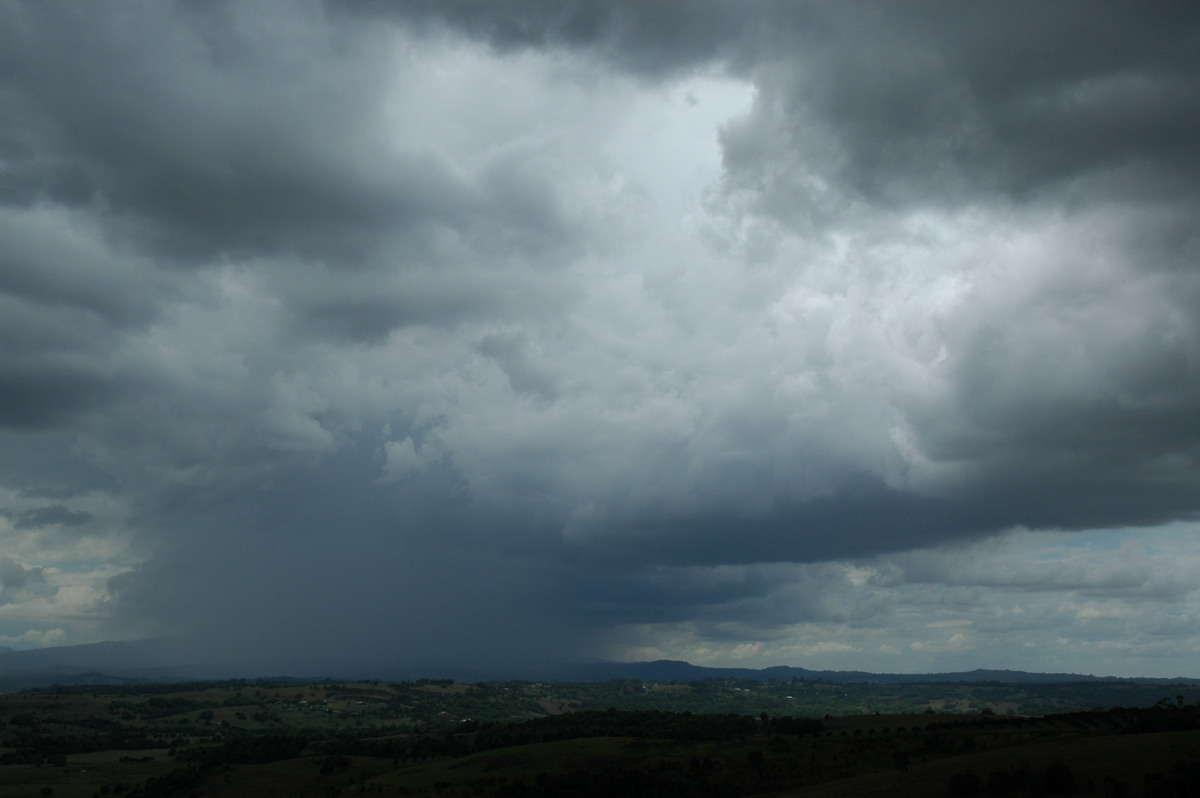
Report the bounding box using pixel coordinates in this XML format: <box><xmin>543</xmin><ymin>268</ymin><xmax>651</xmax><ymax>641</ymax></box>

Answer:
<box><xmin>0</xmin><ymin>363</ymin><xmax>118</xmax><ymax>430</ymax></box>
<box><xmin>103</xmin><ymin>444</ymin><xmax>593</xmax><ymax>673</ymax></box>
<box><xmin>716</xmin><ymin>2</ymin><xmax>1200</xmax><ymax>210</ymax></box>
<box><xmin>0</xmin><ymin>2</ymin><xmax>563</xmax><ymax>268</ymax></box>
<box><xmin>379</xmin><ymin>0</ymin><xmax>1200</xmax><ymax>205</ymax></box>
<box><xmin>405</xmin><ymin>0</ymin><xmax>1200</xmax><ymax>644</ymax></box>
<box><xmin>561</xmin><ymin>558</ymin><xmax>865</xmax><ymax>631</ymax></box>
<box><xmin>0</xmin><ymin>554</ymin><xmax>45</xmax><ymax>590</ymax></box>
<box><xmin>2</xmin><ymin>0</ymin><xmax>1199</xmax><ymax>671</ymax></box>
<box><xmin>346</xmin><ymin>0</ymin><xmax>747</xmax><ymax>76</ymax></box>
<box><xmin>701</xmin><ymin>3</ymin><xmax>1200</xmax><ymax>550</ymax></box>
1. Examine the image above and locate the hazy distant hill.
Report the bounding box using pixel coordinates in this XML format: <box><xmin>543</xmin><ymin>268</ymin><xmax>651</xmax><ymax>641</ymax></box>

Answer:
<box><xmin>0</xmin><ymin>639</ymin><xmax>172</xmax><ymax>671</ymax></box>
<box><xmin>1</xmin><ymin>641</ymin><xmax>1195</xmax><ymax>692</ymax></box>
<box><xmin>553</xmin><ymin>659</ymin><xmax>1196</xmax><ymax>685</ymax></box>
<box><xmin>0</xmin><ymin>639</ymin><xmax>234</xmax><ymax>691</ymax></box>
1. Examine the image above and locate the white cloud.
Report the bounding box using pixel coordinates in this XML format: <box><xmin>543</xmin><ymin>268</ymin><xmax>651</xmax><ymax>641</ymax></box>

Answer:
<box><xmin>0</xmin><ymin>628</ymin><xmax>67</xmax><ymax>647</ymax></box>
<box><xmin>380</xmin><ymin>438</ymin><xmax>430</xmax><ymax>482</ymax></box>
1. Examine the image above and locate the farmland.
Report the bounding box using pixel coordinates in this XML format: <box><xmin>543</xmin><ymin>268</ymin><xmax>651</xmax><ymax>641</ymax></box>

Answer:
<box><xmin>2</xmin><ymin>677</ymin><xmax>1199</xmax><ymax>796</ymax></box>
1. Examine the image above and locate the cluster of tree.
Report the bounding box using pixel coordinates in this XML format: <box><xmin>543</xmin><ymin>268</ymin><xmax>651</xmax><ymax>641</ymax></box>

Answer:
<box><xmin>1110</xmin><ymin>698</ymin><xmax>1200</xmax><ymax>733</ymax></box>
<box><xmin>244</xmin><ymin>708</ymin><xmax>822</xmax><ymax>767</ymax></box>
<box><xmin>115</xmin><ymin>734</ymin><xmax>318</xmax><ymax>798</ymax></box>
<box><xmin>0</xmin><ymin>724</ymin><xmax>167</xmax><ymax>764</ymax></box>
<box><xmin>107</xmin><ymin>696</ymin><xmax>221</xmax><ymax>719</ymax></box>
<box><xmin>34</xmin><ymin>678</ymin><xmax>305</xmax><ymax>697</ymax></box>
<box><xmin>174</xmin><ymin>733</ymin><xmax>311</xmax><ymax>766</ymax></box>
<box><xmin>468</xmin><ymin>708</ymin><xmax>795</xmax><ymax>752</ymax></box>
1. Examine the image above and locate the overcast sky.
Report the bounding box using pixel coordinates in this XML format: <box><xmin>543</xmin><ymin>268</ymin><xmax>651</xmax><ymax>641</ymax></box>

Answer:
<box><xmin>2</xmin><ymin>1</ymin><xmax>1199</xmax><ymax>678</ymax></box>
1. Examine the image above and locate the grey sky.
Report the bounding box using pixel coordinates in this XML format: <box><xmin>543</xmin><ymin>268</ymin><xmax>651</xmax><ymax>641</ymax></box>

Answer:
<box><xmin>1</xmin><ymin>1</ymin><xmax>1198</xmax><ymax>676</ymax></box>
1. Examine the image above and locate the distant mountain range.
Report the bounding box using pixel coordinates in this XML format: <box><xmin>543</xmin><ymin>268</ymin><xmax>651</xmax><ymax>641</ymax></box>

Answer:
<box><xmin>1</xmin><ymin>641</ymin><xmax>1196</xmax><ymax>692</ymax></box>
<box><xmin>0</xmin><ymin>639</ymin><xmax>233</xmax><ymax>692</ymax></box>
<box><xmin>552</xmin><ymin>659</ymin><xmax>1199</xmax><ymax>685</ymax></box>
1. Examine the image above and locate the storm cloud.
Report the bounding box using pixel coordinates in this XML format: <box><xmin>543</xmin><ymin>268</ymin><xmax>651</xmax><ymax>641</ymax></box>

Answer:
<box><xmin>1</xmin><ymin>1</ymin><xmax>1198</xmax><ymax>676</ymax></box>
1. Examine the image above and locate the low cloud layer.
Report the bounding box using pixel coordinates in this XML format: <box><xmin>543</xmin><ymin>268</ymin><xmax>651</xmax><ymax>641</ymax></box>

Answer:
<box><xmin>1</xmin><ymin>1</ymin><xmax>1198</xmax><ymax>676</ymax></box>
